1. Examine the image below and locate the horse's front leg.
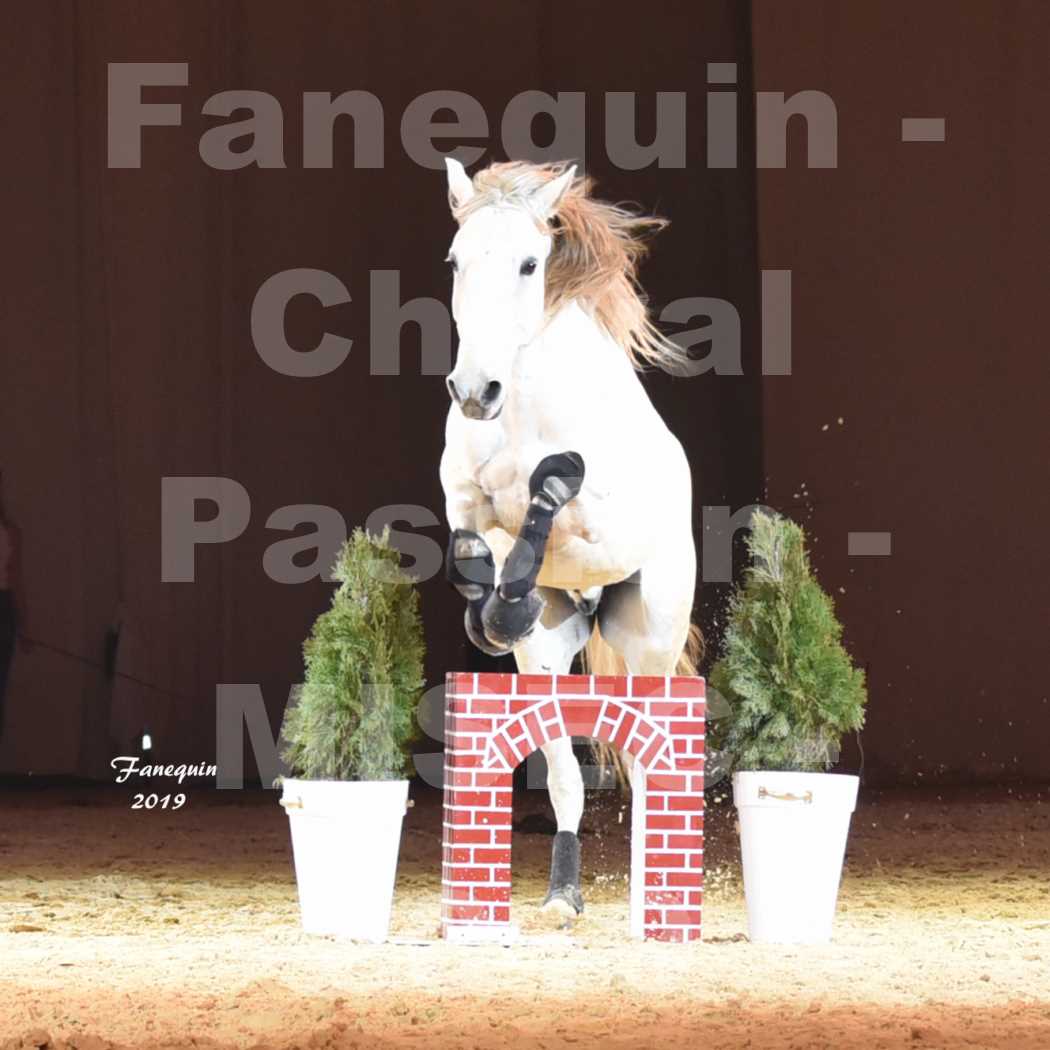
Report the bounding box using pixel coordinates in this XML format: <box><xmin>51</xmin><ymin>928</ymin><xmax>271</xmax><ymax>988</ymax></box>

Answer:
<box><xmin>446</xmin><ymin>452</ymin><xmax>585</xmax><ymax>654</ymax></box>
<box><xmin>442</xmin><ymin>467</ymin><xmax>509</xmax><ymax>655</ymax></box>
<box><xmin>482</xmin><ymin>451</ymin><xmax>584</xmax><ymax>647</ymax></box>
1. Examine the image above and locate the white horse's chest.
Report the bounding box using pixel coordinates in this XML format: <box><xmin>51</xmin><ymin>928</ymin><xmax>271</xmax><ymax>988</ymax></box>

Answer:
<box><xmin>456</xmin><ymin>359</ymin><xmax>604</xmax><ymax>549</ymax></box>
<box><xmin>441</xmin><ymin>304</ymin><xmax>689</xmax><ymax>589</ymax></box>
<box><xmin>469</xmin><ymin>407</ymin><xmax>573</xmax><ymax>536</ymax></box>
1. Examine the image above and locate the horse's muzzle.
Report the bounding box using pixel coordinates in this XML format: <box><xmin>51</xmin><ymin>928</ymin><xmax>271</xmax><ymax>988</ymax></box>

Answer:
<box><xmin>460</xmin><ymin>397</ymin><xmax>503</xmax><ymax>421</ymax></box>
<box><xmin>449</xmin><ymin>375</ymin><xmax>503</xmax><ymax>420</ymax></box>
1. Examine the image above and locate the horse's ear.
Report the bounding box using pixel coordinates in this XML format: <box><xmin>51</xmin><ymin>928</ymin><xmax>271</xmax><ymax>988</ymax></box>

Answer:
<box><xmin>445</xmin><ymin>156</ymin><xmax>475</xmax><ymax>211</ymax></box>
<box><xmin>531</xmin><ymin>165</ymin><xmax>577</xmax><ymax>221</ymax></box>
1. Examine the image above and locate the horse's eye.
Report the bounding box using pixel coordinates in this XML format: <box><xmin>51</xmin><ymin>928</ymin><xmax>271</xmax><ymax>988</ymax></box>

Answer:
<box><xmin>520</xmin><ymin>257</ymin><xmax>538</xmax><ymax>277</ymax></box>
<box><xmin>446</xmin><ymin>254</ymin><xmax>458</xmax><ymax>273</ymax></box>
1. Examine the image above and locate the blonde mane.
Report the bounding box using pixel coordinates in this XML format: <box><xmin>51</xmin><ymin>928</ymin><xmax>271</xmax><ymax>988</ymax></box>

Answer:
<box><xmin>450</xmin><ymin>161</ymin><xmax>690</xmax><ymax>374</ymax></box>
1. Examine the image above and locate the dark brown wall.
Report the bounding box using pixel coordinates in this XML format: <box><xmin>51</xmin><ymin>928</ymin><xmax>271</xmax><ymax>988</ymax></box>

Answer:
<box><xmin>9</xmin><ymin>2</ymin><xmax>1043</xmax><ymax>787</ymax></box>
<box><xmin>1</xmin><ymin>1</ymin><xmax>761</xmax><ymax>778</ymax></box>
<box><xmin>752</xmin><ymin>2</ymin><xmax>1050</xmax><ymax>783</ymax></box>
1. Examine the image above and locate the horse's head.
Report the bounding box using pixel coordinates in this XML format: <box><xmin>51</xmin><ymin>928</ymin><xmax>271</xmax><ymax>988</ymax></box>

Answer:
<box><xmin>443</xmin><ymin>157</ymin><xmax>575</xmax><ymax>421</ymax></box>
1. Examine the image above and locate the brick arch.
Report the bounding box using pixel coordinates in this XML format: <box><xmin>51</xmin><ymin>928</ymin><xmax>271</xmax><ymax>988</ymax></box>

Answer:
<box><xmin>442</xmin><ymin>672</ymin><xmax>705</xmax><ymax>944</ymax></box>
<box><xmin>482</xmin><ymin>694</ymin><xmax>675</xmax><ymax>774</ymax></box>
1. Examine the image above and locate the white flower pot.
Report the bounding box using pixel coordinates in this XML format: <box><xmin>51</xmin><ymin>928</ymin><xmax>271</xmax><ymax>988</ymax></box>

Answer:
<box><xmin>280</xmin><ymin>778</ymin><xmax>409</xmax><ymax>942</ymax></box>
<box><xmin>733</xmin><ymin>770</ymin><xmax>859</xmax><ymax>944</ymax></box>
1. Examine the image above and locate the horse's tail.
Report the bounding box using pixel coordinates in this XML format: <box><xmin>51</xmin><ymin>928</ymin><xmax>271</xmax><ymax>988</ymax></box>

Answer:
<box><xmin>582</xmin><ymin>620</ymin><xmax>705</xmax><ymax>791</ymax></box>
<box><xmin>676</xmin><ymin>622</ymin><xmax>706</xmax><ymax>677</ymax></box>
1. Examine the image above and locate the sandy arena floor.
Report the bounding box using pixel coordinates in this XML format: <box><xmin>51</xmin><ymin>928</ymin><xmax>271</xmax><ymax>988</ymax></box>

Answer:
<box><xmin>0</xmin><ymin>780</ymin><xmax>1048</xmax><ymax>1050</ymax></box>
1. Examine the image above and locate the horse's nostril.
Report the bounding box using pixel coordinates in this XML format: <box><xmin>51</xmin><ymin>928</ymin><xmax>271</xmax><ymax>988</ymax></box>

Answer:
<box><xmin>483</xmin><ymin>381</ymin><xmax>502</xmax><ymax>404</ymax></box>
<box><xmin>446</xmin><ymin>377</ymin><xmax>461</xmax><ymax>403</ymax></box>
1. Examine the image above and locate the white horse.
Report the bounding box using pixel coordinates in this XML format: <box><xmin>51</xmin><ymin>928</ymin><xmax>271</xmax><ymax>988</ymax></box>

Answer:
<box><xmin>439</xmin><ymin>158</ymin><xmax>702</xmax><ymax>918</ymax></box>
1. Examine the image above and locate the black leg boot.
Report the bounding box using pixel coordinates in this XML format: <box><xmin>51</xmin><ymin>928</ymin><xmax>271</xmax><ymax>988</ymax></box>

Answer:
<box><xmin>449</xmin><ymin>451</ymin><xmax>586</xmax><ymax>655</ymax></box>
<box><xmin>480</xmin><ymin>451</ymin><xmax>586</xmax><ymax>648</ymax></box>
<box><xmin>500</xmin><ymin>452</ymin><xmax>585</xmax><ymax>601</ymax></box>
<box><xmin>542</xmin><ymin>830</ymin><xmax>584</xmax><ymax>917</ymax></box>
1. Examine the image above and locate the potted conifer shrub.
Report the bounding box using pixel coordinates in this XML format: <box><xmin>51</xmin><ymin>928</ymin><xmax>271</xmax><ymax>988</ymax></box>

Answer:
<box><xmin>710</xmin><ymin>510</ymin><xmax>867</xmax><ymax>944</ymax></box>
<box><xmin>278</xmin><ymin>527</ymin><xmax>423</xmax><ymax>942</ymax></box>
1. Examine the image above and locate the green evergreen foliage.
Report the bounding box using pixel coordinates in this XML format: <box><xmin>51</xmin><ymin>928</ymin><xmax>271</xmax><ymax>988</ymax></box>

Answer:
<box><xmin>280</xmin><ymin>528</ymin><xmax>424</xmax><ymax>781</ymax></box>
<box><xmin>709</xmin><ymin>511</ymin><xmax>867</xmax><ymax>772</ymax></box>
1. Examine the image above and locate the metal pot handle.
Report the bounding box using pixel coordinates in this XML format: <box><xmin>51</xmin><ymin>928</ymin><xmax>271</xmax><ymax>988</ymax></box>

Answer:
<box><xmin>280</xmin><ymin>796</ymin><xmax>414</xmax><ymax>812</ymax></box>
<box><xmin>758</xmin><ymin>786</ymin><xmax>813</xmax><ymax>803</ymax></box>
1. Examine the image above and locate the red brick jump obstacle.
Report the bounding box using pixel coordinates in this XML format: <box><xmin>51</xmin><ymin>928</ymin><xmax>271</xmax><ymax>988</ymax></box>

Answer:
<box><xmin>442</xmin><ymin>672</ymin><xmax>706</xmax><ymax>943</ymax></box>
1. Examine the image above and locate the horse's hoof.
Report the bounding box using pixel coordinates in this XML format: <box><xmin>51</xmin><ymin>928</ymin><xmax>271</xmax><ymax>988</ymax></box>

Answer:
<box><xmin>528</xmin><ymin>451</ymin><xmax>585</xmax><ymax>511</ymax></box>
<box><xmin>540</xmin><ymin>889</ymin><xmax>583</xmax><ymax>927</ymax></box>
<box><xmin>541</xmin><ymin>886</ymin><xmax>584</xmax><ymax>918</ymax></box>
<box><xmin>463</xmin><ymin>605</ymin><xmax>513</xmax><ymax>657</ymax></box>
<box><xmin>480</xmin><ymin>588</ymin><xmax>545</xmax><ymax>650</ymax></box>
<box><xmin>446</xmin><ymin>529</ymin><xmax>494</xmax><ymax>601</ymax></box>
